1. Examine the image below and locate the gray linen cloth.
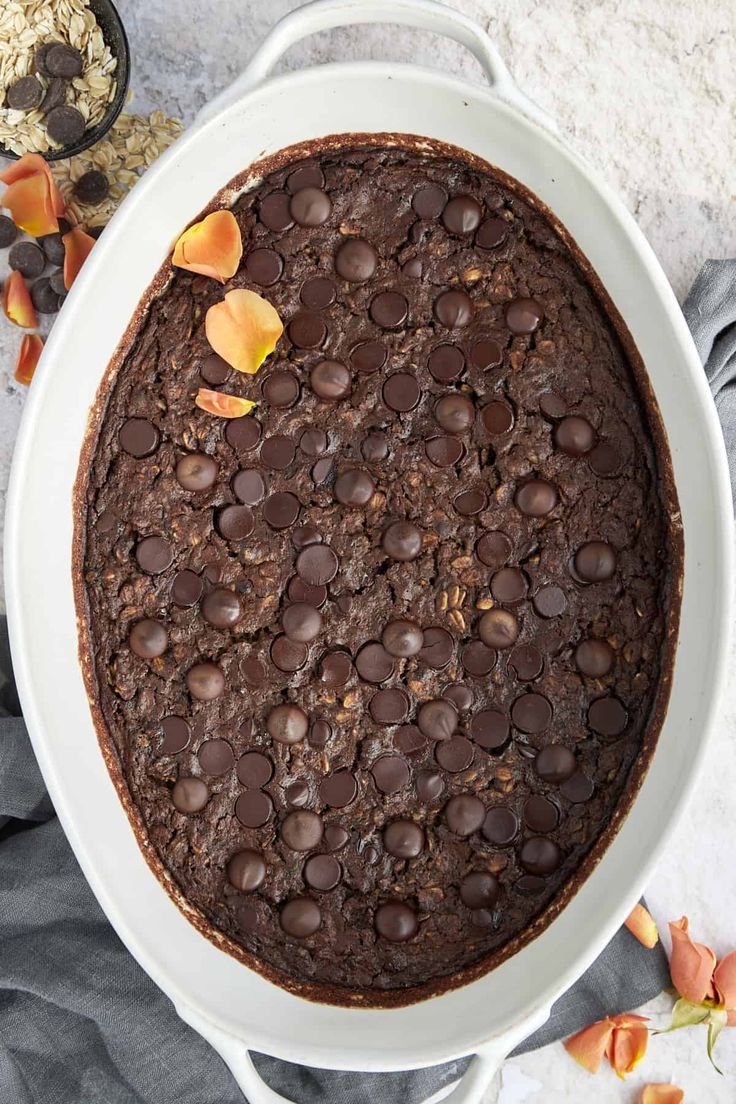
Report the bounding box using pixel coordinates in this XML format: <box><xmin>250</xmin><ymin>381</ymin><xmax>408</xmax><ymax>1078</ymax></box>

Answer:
<box><xmin>1</xmin><ymin>260</ymin><xmax>731</xmax><ymax>1103</ymax></box>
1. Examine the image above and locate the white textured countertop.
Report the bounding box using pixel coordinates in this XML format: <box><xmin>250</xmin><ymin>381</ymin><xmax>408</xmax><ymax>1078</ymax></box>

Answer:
<box><xmin>1</xmin><ymin>1</ymin><xmax>735</xmax><ymax>1099</ymax></box>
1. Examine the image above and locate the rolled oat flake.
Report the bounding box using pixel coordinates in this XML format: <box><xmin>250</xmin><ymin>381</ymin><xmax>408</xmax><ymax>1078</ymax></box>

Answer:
<box><xmin>46</xmin><ymin>105</ymin><xmax>85</xmax><ymax>146</ymax></box>
<box><xmin>6</xmin><ymin>76</ymin><xmax>44</xmax><ymax>111</ymax></box>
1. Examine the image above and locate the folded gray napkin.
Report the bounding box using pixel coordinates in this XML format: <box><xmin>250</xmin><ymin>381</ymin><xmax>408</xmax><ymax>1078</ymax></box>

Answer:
<box><xmin>1</xmin><ymin>259</ymin><xmax>732</xmax><ymax>1104</ymax></box>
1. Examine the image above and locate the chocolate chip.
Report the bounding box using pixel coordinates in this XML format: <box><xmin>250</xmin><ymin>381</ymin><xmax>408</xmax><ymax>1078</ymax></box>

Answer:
<box><xmin>49</xmin><ymin>268</ymin><xmax>67</xmax><ymax>296</ymax></box>
<box><xmin>383</xmin><ymin>372</ymin><xmax>420</xmax><ymax>412</ymax></box>
<box><xmin>505</xmin><ymin>297</ymin><xmax>543</xmax><ymax>335</ymax></box>
<box><xmin>9</xmin><ymin>241</ymin><xmax>45</xmax><ymax>279</ymax></box>
<box><xmin>418</xmin><ymin>626</ymin><xmax>454</xmax><ymax>668</ymax></box>
<box><xmin>445</xmin><ymin>793</ymin><xmax>485</xmax><ymax>836</ymax></box>
<box><xmin>46</xmin><ymin>43</ymin><xmax>83</xmax><ymax>78</ymax></box>
<box><xmin>304</xmin><ymin>855</ymin><xmax>341</xmax><ymax>891</ymax></box>
<box><xmin>259</xmin><ymin>192</ymin><xmax>293</xmax><ymax>231</ymax></box>
<box><xmin>395</xmin><ymin>725</ymin><xmax>427</xmax><ymax>756</ymax></box>
<box><xmin>288</xmin><ymin>311</ymin><xmax>327</xmax><ymax>349</ymax></box>
<box><xmin>267</xmin><ymin>703</ymin><xmax>308</xmax><ymax>744</ymax></box>
<box><xmin>6</xmin><ymin>76</ymin><xmax>43</xmax><ymax>110</ymax></box>
<box><xmin>334</xmin><ymin>469</ymin><xmax>375</xmax><ymax>506</ymax></box>
<box><xmin>282</xmin><ymin>602</ymin><xmax>322</xmax><ymax>642</ymax></box>
<box><xmin>245</xmin><ymin>248</ymin><xmax>283</xmax><ymax>286</ymax></box>
<box><xmin>471</xmin><ymin>339</ymin><xmax>503</xmax><ymax>370</ymax></box>
<box><xmin>202</xmin><ymin>588</ymin><xmax>242</xmax><ymax>628</ymax></box>
<box><xmin>574</xmin><ymin>541</ymin><xmax>617</xmax><ymax>582</ymax></box>
<box><xmin>135</xmin><ymin>535</ymin><xmax>173</xmax><ymax>574</ymax></box>
<box><xmin>560</xmin><ymin>772</ymin><xmax>595</xmax><ymax>803</ymax></box>
<box><xmin>512</xmin><ymin>693</ymin><xmax>552</xmax><ymax>733</ymax></box>
<box><xmin>461</xmin><ymin>641</ymin><xmax>496</xmax><ymax>677</ymax></box>
<box><xmin>436</xmin><ymin>735</ymin><xmax>474</xmax><ymax>772</ymax></box>
<box><xmin>335</xmin><ymin>237</ymin><xmax>377</xmax><ymax>281</ymax></box>
<box><xmin>216</xmin><ymin>504</ymin><xmax>254</xmax><ymax>541</ymax></box>
<box><xmin>290</xmin><ymin>187</ymin><xmax>331</xmax><ymax>227</ymax></box>
<box><xmin>300</xmin><ymin>428</ymin><xmax>327</xmax><ymax>456</ymax></box>
<box><xmin>263</xmin><ymin>491</ymin><xmax>300</xmax><ymax>529</ymax></box>
<box><xmin>416</xmin><ymin>770</ymin><xmax>444</xmax><ymax>802</ymax></box>
<box><xmin>319</xmin><ymin>650</ymin><xmax>353</xmax><ymax>687</ymax></box>
<box><xmin>172</xmin><ymin>777</ymin><xmax>208</xmax><ymax>814</ymax></box>
<box><xmin>470</xmin><ymin>709</ymin><xmax>509</xmax><ymax>751</ymax></box>
<box><xmin>588</xmin><ymin>695</ymin><xmax>628</xmax><ymax>736</ymax></box>
<box><xmin>435</xmin><ymin>394</ymin><xmax>475</xmax><ymax>433</ymax></box>
<box><xmin>589</xmin><ymin>441</ymin><xmax>622</xmax><ymax>477</ymax></box>
<box><xmin>289</xmin><ymin>577</ymin><xmax>328</xmax><ymax>608</ymax></box>
<box><xmin>176</xmin><ymin>452</ymin><xmax>217</xmax><ymax>491</ymax></box>
<box><xmin>476</xmin><ymin>217</ymin><xmax>507</xmax><ymax>250</ymax></box>
<box><xmin>311</xmin><ymin>359</ymin><xmax>351</xmax><ymax>400</ymax></box>
<box><xmin>478</xmin><ymin>609</ymin><xmax>519</xmax><ymax>649</ymax></box>
<box><xmin>74</xmin><ymin>171</ymin><xmax>110</xmax><ymax>205</ymax></box>
<box><xmin>575</xmin><ymin>638</ymin><xmax>615</xmax><ymax>677</ymax></box>
<box><xmin>368</xmin><ymin>687</ymin><xmax>409</xmax><ymax>725</ymax></box>
<box><xmin>442</xmin><ymin>195</ymin><xmax>482</xmax><ymax>234</ymax></box>
<box><xmin>453</xmin><ymin>488</ymin><xmax>487</xmax><ymax>516</ymax></box>
<box><xmin>482</xmin><ymin>400</ymin><xmax>514</xmax><ymax>435</ymax></box>
<box><xmin>281</xmin><ymin>897</ymin><xmax>322</xmax><ymax>937</ymax></box>
<box><xmin>227</xmin><ymin>849</ymin><xmax>266</xmax><ymax>891</ymax></box>
<box><xmin>515</xmin><ymin>479</ymin><xmax>557</xmax><ymax>517</ymax></box>
<box><xmin>524</xmin><ymin>795</ymin><xmax>559</xmax><ymax>833</ymax></box>
<box><xmin>0</xmin><ymin>215</ymin><xmax>17</xmax><ymax>248</ymax></box>
<box><xmin>375</xmin><ymin>902</ymin><xmax>418</xmax><ymax>942</ymax></box>
<box><xmin>428</xmin><ymin>344</ymin><xmax>465</xmax><ymax>382</ymax></box>
<box><xmin>426</xmin><ymin>436</ymin><xmax>464</xmax><ymax>467</ymax></box>
<box><xmin>30</xmin><ymin>277</ymin><xmax>60</xmax><ymax>314</ymax></box>
<box><xmin>45</xmin><ymin>105</ymin><xmax>85</xmax><ymax>146</ymax></box>
<box><xmin>237</xmin><ymin>752</ymin><xmax>273</xmax><ymax>788</ymax></box>
<box><xmin>509</xmin><ymin>643</ymin><xmax>544</xmax><ymax>681</ymax></box>
<box><xmin>491</xmin><ymin>567</ymin><xmax>527</xmax><ymax>603</ymax></box>
<box><xmin>380</xmin><ymin>521</ymin><xmax>423</xmax><ymax>566</ymax></box>
<box><xmin>372</xmin><ymin>756</ymin><xmax>410</xmax><ymax>793</ymax></box>
<box><xmin>555</xmin><ymin>415</ymin><xmax>595</xmax><ymax>456</ymax></box>
<box><xmin>129</xmin><ymin>619</ymin><xmax>167</xmax><ymax>659</ymax></box>
<box><xmin>171</xmin><ymin>570</ymin><xmax>203</xmax><ymax>607</ymax></box>
<box><xmin>40</xmin><ymin>77</ymin><xmax>67</xmax><ymax>115</ymax></box>
<box><xmin>361</xmin><ymin>432</ymin><xmax>389</xmax><ymax>461</ymax></box>
<box><xmin>434</xmin><ymin>289</ymin><xmax>473</xmax><ymax>328</ymax></box>
<box><xmin>34</xmin><ymin>42</ymin><xmax>58</xmax><ymax>78</ymax></box>
<box><xmin>198</xmin><ymin>738</ymin><xmax>234</xmax><ymax>776</ymax></box>
<box><xmin>460</xmin><ymin>871</ymin><xmax>499</xmax><ymax>908</ymax></box>
<box><xmin>287</xmin><ymin>163</ymin><xmax>324</xmax><ymax>193</ymax></box>
<box><xmin>520</xmin><ymin>837</ymin><xmax>561</xmax><ymax>876</ymax></box>
<box><xmin>319</xmin><ymin>770</ymin><xmax>357</xmax><ymax>808</ymax></box>
<box><xmin>382</xmin><ymin>618</ymin><xmax>423</xmax><ymax>657</ymax></box>
<box><xmin>263</xmin><ymin>370</ymin><xmax>299</xmax><ymax>408</ymax></box>
<box><xmin>476</xmin><ymin>531</ymin><xmax>512</xmax><ymax>567</ymax></box>
<box><xmin>225</xmin><ymin>416</ymin><xmax>261</xmax><ymax>452</ymax></box>
<box><xmin>160</xmin><ymin>716</ymin><xmax>190</xmax><ymax>756</ymax></box>
<box><xmin>186</xmin><ymin>662</ymin><xmax>225</xmax><ymax>701</ymax></box>
<box><xmin>119</xmin><ymin>418</ymin><xmax>160</xmax><ymax>458</ymax></box>
<box><xmin>412</xmin><ymin>184</ymin><xmax>447</xmax><ymax>218</ymax></box>
<box><xmin>482</xmin><ymin>806</ymin><xmax>518</xmax><ymax>845</ymax></box>
<box><xmin>355</xmin><ymin>642</ymin><xmax>395</xmax><ymax>684</ymax></box>
<box><xmin>532</xmin><ymin>585</ymin><xmax>567</xmax><ymax>618</ymax></box>
<box><xmin>383</xmin><ymin>820</ymin><xmax>424</xmax><ymax>858</ymax></box>
<box><xmin>300</xmin><ymin>275</ymin><xmax>335</xmax><ymax>309</ymax></box>
<box><xmin>350</xmin><ymin>340</ymin><xmax>387</xmax><ymax>373</ymax></box>
<box><xmin>442</xmin><ymin>683</ymin><xmax>474</xmax><ymax>713</ymax></box>
<box><xmin>281</xmin><ymin>810</ymin><xmax>323</xmax><ymax>851</ymax></box>
<box><xmin>370</xmin><ymin>290</ymin><xmax>408</xmax><ymax>329</ymax></box>
<box><xmin>535</xmin><ymin>744</ymin><xmax>576</xmax><ymax>783</ymax></box>
<box><xmin>296</xmin><ymin>543</ymin><xmax>339</xmax><ymax>585</ymax></box>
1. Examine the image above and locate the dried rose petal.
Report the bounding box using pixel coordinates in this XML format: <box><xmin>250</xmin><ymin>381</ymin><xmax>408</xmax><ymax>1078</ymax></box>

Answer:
<box><xmin>195</xmin><ymin>388</ymin><xmax>256</xmax><ymax>418</ymax></box>
<box><xmin>2</xmin><ymin>173</ymin><xmax>59</xmax><ymax>237</ymax></box>
<box><xmin>3</xmin><ymin>271</ymin><xmax>38</xmax><ymax>328</ymax></box>
<box><xmin>13</xmin><ymin>333</ymin><xmax>44</xmax><ymax>385</ymax></box>
<box><xmin>640</xmin><ymin>1085</ymin><xmax>684</xmax><ymax>1104</ymax></box>
<box><xmin>713</xmin><ymin>950</ymin><xmax>736</xmax><ymax>1010</ymax></box>
<box><xmin>563</xmin><ymin>1017</ymin><xmax>615</xmax><ymax>1073</ymax></box>
<box><xmin>172</xmin><ymin>209</ymin><xmax>242</xmax><ymax>282</ymax></box>
<box><xmin>205</xmin><ymin>288</ymin><xmax>283</xmax><ymax>374</ymax></box>
<box><xmin>625</xmin><ymin>903</ymin><xmax>659</xmax><ymax>949</ymax></box>
<box><xmin>0</xmin><ymin>152</ymin><xmax>66</xmax><ymax>217</ymax></box>
<box><xmin>605</xmin><ymin>1013</ymin><xmax>649</xmax><ymax>1077</ymax></box>
<box><xmin>669</xmin><ymin>917</ymin><xmax>717</xmax><ymax>1004</ymax></box>
<box><xmin>62</xmin><ymin>227</ymin><xmax>96</xmax><ymax>289</ymax></box>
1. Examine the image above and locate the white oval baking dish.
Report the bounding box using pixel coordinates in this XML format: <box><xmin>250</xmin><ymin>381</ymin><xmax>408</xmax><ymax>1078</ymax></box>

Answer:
<box><xmin>5</xmin><ymin>1</ymin><xmax>733</xmax><ymax>1101</ymax></box>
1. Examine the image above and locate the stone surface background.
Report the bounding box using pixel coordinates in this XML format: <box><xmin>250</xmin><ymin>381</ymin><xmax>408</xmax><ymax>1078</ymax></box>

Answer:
<box><xmin>1</xmin><ymin>1</ymin><xmax>735</xmax><ymax>1099</ymax></box>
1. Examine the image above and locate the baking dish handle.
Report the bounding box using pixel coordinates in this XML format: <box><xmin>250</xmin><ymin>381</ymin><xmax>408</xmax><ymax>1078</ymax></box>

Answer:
<box><xmin>176</xmin><ymin>1000</ymin><xmax>551</xmax><ymax>1104</ymax></box>
<box><xmin>195</xmin><ymin>0</ymin><xmax>557</xmax><ymax>133</ymax></box>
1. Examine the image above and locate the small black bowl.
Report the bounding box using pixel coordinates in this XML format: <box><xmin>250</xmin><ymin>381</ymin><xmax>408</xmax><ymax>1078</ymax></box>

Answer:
<box><xmin>0</xmin><ymin>0</ymin><xmax>130</xmax><ymax>162</ymax></box>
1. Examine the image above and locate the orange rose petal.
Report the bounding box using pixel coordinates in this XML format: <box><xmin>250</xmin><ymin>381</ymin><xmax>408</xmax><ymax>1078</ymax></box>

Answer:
<box><xmin>669</xmin><ymin>918</ymin><xmax>717</xmax><ymax>1004</ymax></box>
<box><xmin>2</xmin><ymin>173</ymin><xmax>59</xmax><ymax>237</ymax></box>
<box><xmin>640</xmin><ymin>1085</ymin><xmax>684</xmax><ymax>1104</ymax></box>
<box><xmin>13</xmin><ymin>334</ymin><xmax>44</xmax><ymax>385</ymax></box>
<box><xmin>563</xmin><ymin>1017</ymin><xmax>615</xmax><ymax>1073</ymax></box>
<box><xmin>3</xmin><ymin>271</ymin><xmax>38</xmax><ymax>328</ymax></box>
<box><xmin>606</xmin><ymin>1017</ymin><xmax>649</xmax><ymax>1077</ymax></box>
<box><xmin>713</xmin><ymin>950</ymin><xmax>736</xmax><ymax>1010</ymax></box>
<box><xmin>0</xmin><ymin>152</ymin><xmax>65</xmax><ymax>216</ymax></box>
<box><xmin>62</xmin><ymin>227</ymin><xmax>96</xmax><ymax>290</ymax></box>
<box><xmin>625</xmin><ymin>903</ymin><xmax>660</xmax><ymax>949</ymax></box>
<box><xmin>205</xmin><ymin>288</ymin><xmax>283</xmax><ymax>374</ymax></box>
<box><xmin>195</xmin><ymin>388</ymin><xmax>256</xmax><ymax>418</ymax></box>
<box><xmin>172</xmin><ymin>210</ymin><xmax>242</xmax><ymax>282</ymax></box>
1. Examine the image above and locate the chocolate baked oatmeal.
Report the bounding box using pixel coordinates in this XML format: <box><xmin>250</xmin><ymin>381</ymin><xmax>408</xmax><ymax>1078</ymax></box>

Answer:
<box><xmin>78</xmin><ymin>139</ymin><xmax>681</xmax><ymax>1004</ymax></box>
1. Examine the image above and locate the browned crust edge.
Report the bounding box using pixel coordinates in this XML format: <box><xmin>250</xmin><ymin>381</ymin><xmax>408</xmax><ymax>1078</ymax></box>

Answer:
<box><xmin>72</xmin><ymin>131</ymin><xmax>683</xmax><ymax>1010</ymax></box>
